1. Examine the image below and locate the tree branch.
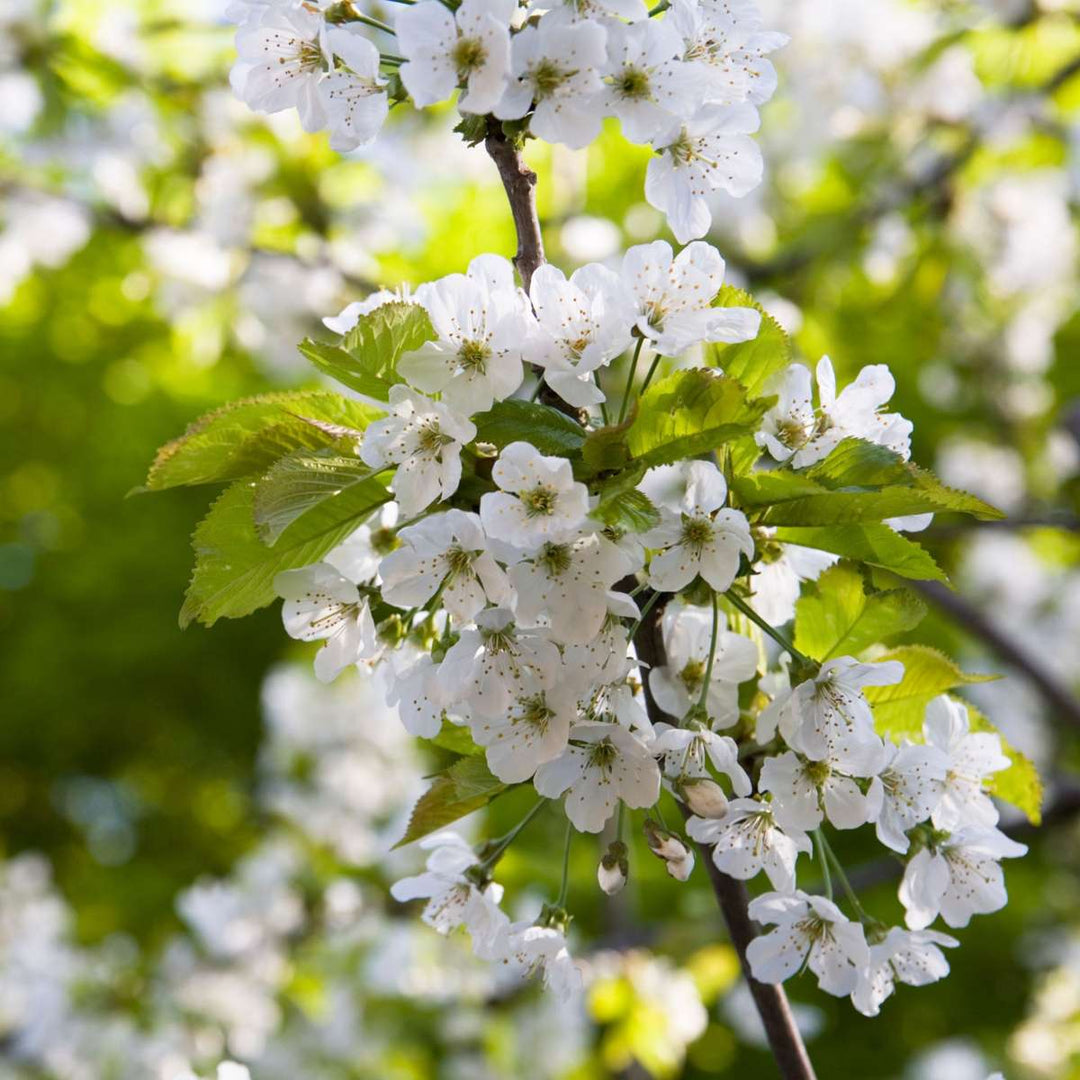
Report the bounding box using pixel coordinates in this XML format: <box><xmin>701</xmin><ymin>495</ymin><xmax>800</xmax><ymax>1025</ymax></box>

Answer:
<box><xmin>631</xmin><ymin>590</ymin><xmax>818</xmax><ymax>1080</ymax></box>
<box><xmin>483</xmin><ymin>120</ymin><xmax>546</xmax><ymax>292</ymax></box>
<box><xmin>908</xmin><ymin>579</ymin><xmax>1080</xmax><ymax>734</ymax></box>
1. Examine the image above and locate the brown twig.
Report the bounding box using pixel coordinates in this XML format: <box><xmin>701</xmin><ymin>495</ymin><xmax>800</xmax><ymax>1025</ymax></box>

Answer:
<box><xmin>483</xmin><ymin>120</ymin><xmax>546</xmax><ymax>292</ymax></box>
<box><xmin>632</xmin><ymin>589</ymin><xmax>818</xmax><ymax>1080</ymax></box>
<box><xmin>908</xmin><ymin>579</ymin><xmax>1080</xmax><ymax>734</ymax></box>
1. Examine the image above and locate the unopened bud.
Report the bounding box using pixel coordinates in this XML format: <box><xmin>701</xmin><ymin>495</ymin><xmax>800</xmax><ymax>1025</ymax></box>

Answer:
<box><xmin>679</xmin><ymin>777</ymin><xmax>729</xmax><ymax>819</ymax></box>
<box><xmin>643</xmin><ymin>819</ymin><xmax>692</xmax><ymax>869</ymax></box>
<box><xmin>597</xmin><ymin>840</ymin><xmax>629</xmax><ymax>895</ymax></box>
<box><xmin>665</xmin><ymin>849</ymin><xmax>695</xmax><ymax>882</ymax></box>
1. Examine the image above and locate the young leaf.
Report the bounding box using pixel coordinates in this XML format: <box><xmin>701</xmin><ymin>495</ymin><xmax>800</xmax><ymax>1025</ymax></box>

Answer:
<box><xmin>299</xmin><ymin>301</ymin><xmax>435</xmax><ymax>400</ymax></box>
<box><xmin>471</xmin><ymin>399</ymin><xmax>586</xmax><ymax>456</ymax></box>
<box><xmin>804</xmin><ymin>438</ymin><xmax>910</xmax><ymax>488</ymax></box>
<box><xmin>425</xmin><ymin>720</ymin><xmax>484</xmax><ymax>756</ymax></box>
<box><xmin>145</xmin><ymin>392</ymin><xmax>380</xmax><ymax>491</ymax></box>
<box><xmin>253</xmin><ymin>448</ymin><xmax>389</xmax><ymax>545</ymax></box>
<box><xmin>592</xmin><ymin>485</ymin><xmax>661</xmax><ymax>534</ymax></box>
<box><xmin>708</xmin><ymin>286</ymin><xmax>792</xmax><ymax>396</ymax></box>
<box><xmin>180</xmin><ymin>477</ymin><xmax>387</xmax><ymax>627</ymax></box>
<box><xmin>580</xmin><ymin>410</ymin><xmax>636</xmax><ymax>473</ymax></box>
<box><xmin>627</xmin><ymin>368</ymin><xmax>773</xmax><ymax>468</ymax></box>
<box><xmin>865</xmin><ymin>645</ymin><xmax>998</xmax><ymax>735</ymax></box>
<box><xmin>393</xmin><ymin>756</ymin><xmax>508</xmax><ymax>848</ymax></box>
<box><xmin>794</xmin><ymin>563</ymin><xmax>927</xmax><ymax>661</ymax></box>
<box><xmin>772</xmin><ymin>524</ymin><xmax>948</xmax><ymax>583</ymax></box>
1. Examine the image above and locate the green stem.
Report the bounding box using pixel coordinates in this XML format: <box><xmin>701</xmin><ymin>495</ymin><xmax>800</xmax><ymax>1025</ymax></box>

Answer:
<box><xmin>625</xmin><ymin>589</ymin><xmax>662</xmax><ymax>648</ymax></box>
<box><xmin>638</xmin><ymin>350</ymin><xmax>664</xmax><ymax>397</ymax></box>
<box><xmin>813</xmin><ymin>830</ymin><xmax>833</xmax><ymax>901</ymax></box>
<box><xmin>648</xmin><ymin>0</ymin><xmax>670</xmax><ymax>13</ymax></box>
<box><xmin>699</xmin><ymin>590</ymin><xmax>720</xmax><ymax>712</ymax></box>
<box><xmin>818</xmin><ymin>831</ymin><xmax>871</xmax><ymax>923</ymax></box>
<box><xmin>617</xmin><ymin>338</ymin><xmax>645</xmax><ymax>424</ymax></box>
<box><xmin>380</xmin><ymin>52</ymin><xmax>406</xmax><ymax>65</ymax></box>
<box><xmin>350</xmin><ymin>9</ymin><xmax>396</xmax><ymax>33</ymax></box>
<box><xmin>480</xmin><ymin>799</ymin><xmax>547</xmax><ymax>870</ymax></box>
<box><xmin>725</xmin><ymin>591</ymin><xmax>812</xmax><ymax>666</ymax></box>
<box><xmin>557</xmin><ymin>819</ymin><xmax>573</xmax><ymax>906</ymax></box>
<box><xmin>529</xmin><ymin>377</ymin><xmax>544</xmax><ymax>402</ymax></box>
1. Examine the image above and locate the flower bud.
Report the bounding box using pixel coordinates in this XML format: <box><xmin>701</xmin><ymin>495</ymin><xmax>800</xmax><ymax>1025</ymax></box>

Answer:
<box><xmin>597</xmin><ymin>840</ymin><xmax>629</xmax><ymax>895</ymax></box>
<box><xmin>665</xmin><ymin>849</ymin><xmax>695</xmax><ymax>882</ymax></box>
<box><xmin>679</xmin><ymin>777</ymin><xmax>729</xmax><ymax>819</ymax></box>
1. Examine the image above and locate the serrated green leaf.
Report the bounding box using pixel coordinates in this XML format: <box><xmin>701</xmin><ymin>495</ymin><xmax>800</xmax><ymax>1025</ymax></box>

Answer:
<box><xmin>393</xmin><ymin>755</ymin><xmax>508</xmax><ymax>848</ymax></box>
<box><xmin>146</xmin><ymin>392</ymin><xmax>380</xmax><ymax>491</ymax></box>
<box><xmin>804</xmin><ymin>439</ymin><xmax>911</xmax><ymax>488</ymax></box>
<box><xmin>794</xmin><ymin>563</ymin><xmax>927</xmax><ymax>661</ymax></box>
<box><xmin>180</xmin><ymin>477</ymin><xmax>387</xmax><ymax>628</ymax></box>
<box><xmin>581</xmin><ymin>409</ymin><xmax>635</xmax><ymax>473</ymax></box>
<box><xmin>772</xmin><ymin>524</ymin><xmax>948</xmax><ymax>583</ymax></box>
<box><xmin>966</xmin><ymin>700</ymin><xmax>1042</xmax><ymax>825</ymax></box>
<box><xmin>592</xmin><ymin>486</ymin><xmax>661</xmax><ymax>534</ymax></box>
<box><xmin>253</xmin><ymin>448</ymin><xmax>389</xmax><ymax>544</ymax></box>
<box><xmin>471</xmin><ymin>399</ymin><xmax>586</xmax><ymax>455</ymax></box>
<box><xmin>627</xmin><ymin>369</ymin><xmax>773</xmax><ymax>468</ymax></box>
<box><xmin>300</xmin><ymin>301</ymin><xmax>434</xmax><ymax>400</ymax></box>
<box><xmin>709</xmin><ymin>286</ymin><xmax>793</xmax><ymax>396</ymax></box>
<box><xmin>425</xmin><ymin>721</ymin><xmax>483</xmax><ymax>756</ymax></box>
<box><xmin>866</xmin><ymin>645</ymin><xmax>999</xmax><ymax>736</ymax></box>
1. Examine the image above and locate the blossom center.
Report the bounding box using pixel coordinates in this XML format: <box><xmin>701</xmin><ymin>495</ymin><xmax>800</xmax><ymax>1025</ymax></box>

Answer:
<box><xmin>680</xmin><ymin>514</ymin><xmax>714</xmax><ymax>550</ymax></box>
<box><xmin>615</xmin><ymin>65</ymin><xmax>652</xmax><ymax>101</ymax></box>
<box><xmin>531</xmin><ymin>60</ymin><xmax>571</xmax><ymax>99</ymax></box>
<box><xmin>458</xmin><ymin>338</ymin><xmax>491</xmax><ymax>374</ymax></box>
<box><xmin>776</xmin><ymin>418</ymin><xmax>810</xmax><ymax>448</ymax></box>
<box><xmin>445</xmin><ymin>544</ymin><xmax>474</xmax><ymax>578</ymax></box>
<box><xmin>416</xmin><ymin>420</ymin><xmax>452</xmax><ymax>456</ymax></box>
<box><xmin>538</xmin><ymin>542</ymin><xmax>572</xmax><ymax>576</ymax></box>
<box><xmin>522</xmin><ymin>485</ymin><xmax>559</xmax><ymax>517</ymax></box>
<box><xmin>679</xmin><ymin>659</ymin><xmax>706</xmax><ymax>695</ymax></box>
<box><xmin>587</xmin><ymin>738</ymin><xmax>618</xmax><ymax>772</ymax></box>
<box><xmin>517</xmin><ymin>694</ymin><xmax>554</xmax><ymax>731</ymax></box>
<box><xmin>452</xmin><ymin>35</ymin><xmax>487</xmax><ymax>76</ymax></box>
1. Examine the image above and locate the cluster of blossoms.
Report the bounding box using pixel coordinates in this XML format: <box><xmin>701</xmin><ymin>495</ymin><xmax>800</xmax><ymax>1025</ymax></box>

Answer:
<box><xmin>266</xmin><ymin>232</ymin><xmax>1027</xmax><ymax>1012</ymax></box>
<box><xmin>227</xmin><ymin>0</ymin><xmax>786</xmax><ymax>240</ymax></box>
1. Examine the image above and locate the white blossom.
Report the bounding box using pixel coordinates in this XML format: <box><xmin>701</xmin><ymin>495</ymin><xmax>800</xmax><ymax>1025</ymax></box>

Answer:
<box><xmin>534</xmin><ymin>721</ymin><xmax>661</xmax><ymax>832</ymax></box>
<box><xmin>499</xmin><ymin>922</ymin><xmax>583</xmax><ymax>1002</ymax></box>
<box><xmin>866</xmin><ymin>741</ymin><xmax>948</xmax><ymax>853</ymax></box>
<box><xmin>759</xmin><ymin>749</ymin><xmax>875</xmax><ymax>833</ymax></box>
<box><xmin>395</xmin><ymin>0</ymin><xmax>514</xmax><ymax>115</ymax></box>
<box><xmin>601</xmin><ymin>20</ymin><xmax>706</xmax><ymax>144</ymax></box>
<box><xmin>231</xmin><ymin>5</ymin><xmax>328</xmax><ymax>131</ymax></box>
<box><xmin>529</xmin><ymin>262</ymin><xmax>635</xmax><ymax>407</ymax></box>
<box><xmin>899</xmin><ymin>826</ymin><xmax>1027</xmax><ymax>930</ymax></box>
<box><xmin>390</xmin><ymin>832</ymin><xmax>506</xmax><ymax>952</ymax></box>
<box><xmin>686</xmin><ymin>798</ymin><xmax>811</xmax><ymax>890</ymax></box>
<box><xmin>468</xmin><ymin>675</ymin><xmax>579</xmax><ymax>783</ymax></box>
<box><xmin>509</xmin><ymin>533</ymin><xmax>633</xmax><ymax>644</ymax></box>
<box><xmin>763</xmin><ymin>657</ymin><xmax>901</xmax><ymax>770</ymax></box>
<box><xmin>621</xmin><ymin>240</ymin><xmax>760</xmax><ymax>356</ymax></box>
<box><xmin>851</xmin><ymin>927</ymin><xmax>958</xmax><ymax>1017</ymax></box>
<box><xmin>641</xmin><ymin>460</ymin><xmax>755</xmax><ymax>593</ymax></box>
<box><xmin>384</xmin><ymin>650</ymin><xmax>447</xmax><ymax>738</ymax></box>
<box><xmin>274</xmin><ymin>563</ymin><xmax>377</xmax><ymax>683</ymax></box>
<box><xmin>748</xmin><ymin>539</ymin><xmax>838</xmax><ymax>626</ymax></box>
<box><xmin>645</xmin><ymin>105</ymin><xmax>764</xmax><ymax>243</ymax></box>
<box><xmin>924</xmin><ymin>695</ymin><xmax>1010</xmax><ymax>831</ymax></box>
<box><xmin>379</xmin><ymin>509</ymin><xmax>511</xmax><ymax>623</ymax></box>
<box><xmin>747</xmin><ymin>890</ymin><xmax>870</xmax><ymax>997</ymax></box>
<box><xmin>652</xmin><ymin>722</ymin><xmax>752</xmax><ymax>794</ymax></box>
<box><xmin>561</xmin><ymin>592</ymin><xmax>638</xmax><ymax>686</ymax></box>
<box><xmin>479</xmin><ymin>441</ymin><xmax>591</xmax><ymax>550</ymax></box>
<box><xmin>494</xmin><ymin>19</ymin><xmax>608</xmax><ymax>149</ymax></box>
<box><xmin>648</xmin><ymin>599</ymin><xmax>758</xmax><ymax>727</ymax></box>
<box><xmin>401</xmin><ymin>254</ymin><xmax>533</xmax><ymax>414</ymax></box>
<box><xmin>360</xmin><ymin>385</ymin><xmax>476</xmax><ymax>515</ymax></box>
<box><xmin>440</xmin><ymin>607</ymin><xmax>563</xmax><ymax>718</ymax></box>
<box><xmin>319</xmin><ymin>29</ymin><xmax>389</xmax><ymax>152</ymax></box>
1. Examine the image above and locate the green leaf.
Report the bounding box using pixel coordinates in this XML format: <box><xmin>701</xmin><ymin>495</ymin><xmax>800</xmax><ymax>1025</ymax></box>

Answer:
<box><xmin>866</xmin><ymin>645</ymin><xmax>999</xmax><ymax>736</ymax></box>
<box><xmin>253</xmin><ymin>448</ymin><xmax>389</xmax><ymax>545</ymax></box>
<box><xmin>180</xmin><ymin>477</ymin><xmax>386</xmax><ymax>628</ymax></box>
<box><xmin>299</xmin><ymin>301</ymin><xmax>435</xmax><ymax>401</ymax></box>
<box><xmin>145</xmin><ymin>392</ymin><xmax>380</xmax><ymax>491</ymax></box>
<box><xmin>592</xmin><ymin>485</ymin><xmax>660</xmax><ymax>534</ymax></box>
<box><xmin>708</xmin><ymin>286</ymin><xmax>793</xmax><ymax>396</ymax></box>
<box><xmin>772</xmin><ymin>524</ymin><xmax>948</xmax><ymax>583</ymax></box>
<box><xmin>425</xmin><ymin>720</ymin><xmax>483</xmax><ymax>756</ymax></box>
<box><xmin>804</xmin><ymin>438</ymin><xmax>911</xmax><ymax>488</ymax></box>
<box><xmin>966</xmin><ymin>701</ymin><xmax>1043</xmax><ymax>825</ymax></box>
<box><xmin>580</xmin><ymin>409</ymin><xmax>636</xmax><ymax>474</ymax></box>
<box><xmin>471</xmin><ymin>399</ymin><xmax>586</xmax><ymax>455</ymax></box>
<box><xmin>794</xmin><ymin>563</ymin><xmax>927</xmax><ymax>661</ymax></box>
<box><xmin>627</xmin><ymin>369</ymin><xmax>773</xmax><ymax>468</ymax></box>
<box><xmin>393</xmin><ymin>756</ymin><xmax>508</xmax><ymax>848</ymax></box>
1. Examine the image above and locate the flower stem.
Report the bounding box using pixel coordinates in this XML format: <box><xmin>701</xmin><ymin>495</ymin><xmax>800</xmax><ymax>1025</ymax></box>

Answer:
<box><xmin>818</xmin><ymin>831</ymin><xmax>871</xmax><ymax>923</ymax></box>
<box><xmin>349</xmin><ymin>9</ymin><xmax>396</xmax><ymax>33</ymax></box>
<box><xmin>725</xmin><ymin>591</ymin><xmax>812</xmax><ymax>667</ymax></box>
<box><xmin>813</xmin><ymin>830</ymin><xmax>833</xmax><ymax>901</ymax></box>
<box><xmin>557</xmin><ymin>818</ymin><xmax>573</xmax><ymax>906</ymax></box>
<box><xmin>480</xmin><ymin>799</ymin><xmax>547</xmax><ymax>869</ymax></box>
<box><xmin>699</xmin><ymin>590</ymin><xmax>720</xmax><ymax>712</ymax></box>
<box><xmin>380</xmin><ymin>52</ymin><xmax>406</xmax><ymax>64</ymax></box>
<box><xmin>625</xmin><ymin>589</ymin><xmax>662</xmax><ymax>648</ymax></box>
<box><xmin>617</xmin><ymin>337</ymin><xmax>645</xmax><ymax>424</ymax></box>
<box><xmin>638</xmin><ymin>350</ymin><xmax>664</xmax><ymax>397</ymax></box>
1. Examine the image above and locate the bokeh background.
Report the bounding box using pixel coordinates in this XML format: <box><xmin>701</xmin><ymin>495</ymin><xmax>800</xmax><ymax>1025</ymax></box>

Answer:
<box><xmin>2</xmin><ymin>0</ymin><xmax>1080</xmax><ymax>1076</ymax></box>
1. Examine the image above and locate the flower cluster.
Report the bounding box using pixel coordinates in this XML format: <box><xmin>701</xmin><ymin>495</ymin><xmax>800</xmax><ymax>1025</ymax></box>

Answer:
<box><xmin>227</xmin><ymin>0</ymin><xmax>786</xmax><ymax>240</ymax></box>
<box><xmin>263</xmin><ymin>233</ymin><xmax>1028</xmax><ymax>1012</ymax></box>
